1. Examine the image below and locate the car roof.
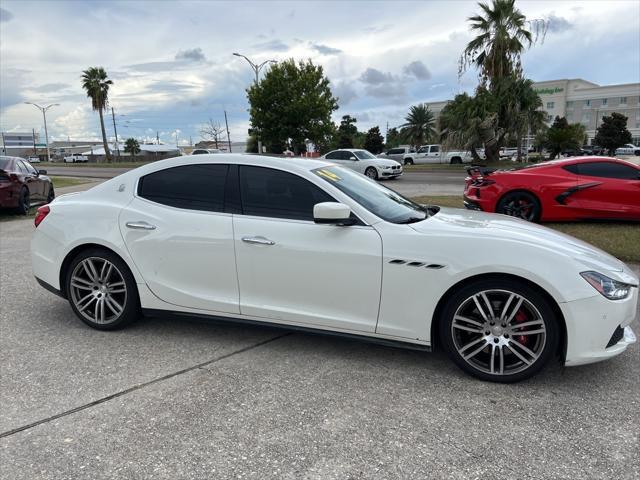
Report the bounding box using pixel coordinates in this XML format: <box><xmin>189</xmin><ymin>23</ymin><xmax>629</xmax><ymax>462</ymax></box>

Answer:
<box><xmin>132</xmin><ymin>153</ymin><xmax>336</xmax><ymax>176</ymax></box>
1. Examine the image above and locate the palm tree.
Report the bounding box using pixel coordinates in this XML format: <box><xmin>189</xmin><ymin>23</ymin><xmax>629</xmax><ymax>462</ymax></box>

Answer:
<box><xmin>124</xmin><ymin>138</ymin><xmax>141</xmax><ymax>161</ymax></box>
<box><xmin>81</xmin><ymin>67</ymin><xmax>113</xmax><ymax>162</ymax></box>
<box><xmin>400</xmin><ymin>104</ymin><xmax>435</xmax><ymax>148</ymax></box>
<box><xmin>461</xmin><ymin>0</ymin><xmax>533</xmax><ymax>85</ymax></box>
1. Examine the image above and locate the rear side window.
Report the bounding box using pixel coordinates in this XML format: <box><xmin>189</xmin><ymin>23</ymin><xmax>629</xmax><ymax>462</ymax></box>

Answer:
<box><xmin>239</xmin><ymin>166</ymin><xmax>334</xmax><ymax>221</ymax></box>
<box><xmin>138</xmin><ymin>164</ymin><xmax>228</xmax><ymax>212</ymax></box>
<box><xmin>562</xmin><ymin>164</ymin><xmax>580</xmax><ymax>175</ymax></box>
<box><xmin>576</xmin><ymin>162</ymin><xmax>638</xmax><ymax>180</ymax></box>
<box><xmin>325</xmin><ymin>151</ymin><xmax>340</xmax><ymax>160</ymax></box>
<box><xmin>0</xmin><ymin>158</ymin><xmax>11</xmax><ymax>170</ymax></box>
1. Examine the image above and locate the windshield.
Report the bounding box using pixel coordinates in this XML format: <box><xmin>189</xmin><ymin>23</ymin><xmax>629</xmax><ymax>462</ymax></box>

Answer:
<box><xmin>313</xmin><ymin>166</ymin><xmax>427</xmax><ymax>224</ymax></box>
<box><xmin>353</xmin><ymin>150</ymin><xmax>376</xmax><ymax>160</ymax></box>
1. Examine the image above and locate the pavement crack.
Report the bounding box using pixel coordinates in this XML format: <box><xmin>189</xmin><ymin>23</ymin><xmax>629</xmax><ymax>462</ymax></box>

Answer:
<box><xmin>0</xmin><ymin>332</ymin><xmax>291</xmax><ymax>439</ymax></box>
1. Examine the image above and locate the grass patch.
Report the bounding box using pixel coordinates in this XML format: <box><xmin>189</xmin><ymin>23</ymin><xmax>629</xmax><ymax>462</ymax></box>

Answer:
<box><xmin>50</xmin><ymin>176</ymin><xmax>91</xmax><ymax>189</ymax></box>
<box><xmin>41</xmin><ymin>161</ymin><xmax>152</xmax><ymax>168</ymax></box>
<box><xmin>411</xmin><ymin>195</ymin><xmax>640</xmax><ymax>262</ymax></box>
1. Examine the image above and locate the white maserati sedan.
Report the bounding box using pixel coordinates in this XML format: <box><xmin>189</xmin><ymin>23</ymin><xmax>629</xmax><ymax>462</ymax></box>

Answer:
<box><xmin>320</xmin><ymin>149</ymin><xmax>402</xmax><ymax>180</ymax></box>
<box><xmin>31</xmin><ymin>154</ymin><xmax>637</xmax><ymax>382</ymax></box>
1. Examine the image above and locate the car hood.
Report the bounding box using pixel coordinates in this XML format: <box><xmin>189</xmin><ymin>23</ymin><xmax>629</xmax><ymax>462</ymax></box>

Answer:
<box><xmin>411</xmin><ymin>207</ymin><xmax>632</xmax><ymax>277</ymax></box>
<box><xmin>371</xmin><ymin>158</ymin><xmax>401</xmax><ymax>167</ymax></box>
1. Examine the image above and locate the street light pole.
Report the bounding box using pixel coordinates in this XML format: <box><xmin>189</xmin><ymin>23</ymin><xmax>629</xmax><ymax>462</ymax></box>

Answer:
<box><xmin>25</xmin><ymin>102</ymin><xmax>59</xmax><ymax>162</ymax></box>
<box><xmin>233</xmin><ymin>52</ymin><xmax>276</xmax><ymax>155</ymax></box>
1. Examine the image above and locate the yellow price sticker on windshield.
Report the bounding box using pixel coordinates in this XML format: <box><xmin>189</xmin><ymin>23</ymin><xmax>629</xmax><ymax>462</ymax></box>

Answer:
<box><xmin>316</xmin><ymin>169</ymin><xmax>342</xmax><ymax>182</ymax></box>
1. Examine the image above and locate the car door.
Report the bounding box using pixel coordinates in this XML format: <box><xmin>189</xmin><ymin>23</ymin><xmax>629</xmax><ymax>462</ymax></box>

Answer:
<box><xmin>119</xmin><ymin>163</ymin><xmax>240</xmax><ymax>313</ymax></box>
<box><xmin>17</xmin><ymin>160</ymin><xmax>42</xmax><ymax>201</ymax></box>
<box><xmin>233</xmin><ymin>165</ymin><xmax>383</xmax><ymax>332</ymax></box>
<box><xmin>572</xmin><ymin>161</ymin><xmax>640</xmax><ymax>219</ymax></box>
<box><xmin>23</xmin><ymin>160</ymin><xmax>46</xmax><ymax>199</ymax></box>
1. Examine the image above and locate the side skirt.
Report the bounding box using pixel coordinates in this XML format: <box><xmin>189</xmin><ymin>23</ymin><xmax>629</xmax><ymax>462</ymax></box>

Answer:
<box><xmin>142</xmin><ymin>308</ymin><xmax>432</xmax><ymax>352</ymax></box>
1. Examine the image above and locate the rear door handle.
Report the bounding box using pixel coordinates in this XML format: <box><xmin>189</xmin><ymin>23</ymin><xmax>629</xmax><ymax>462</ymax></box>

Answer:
<box><xmin>126</xmin><ymin>221</ymin><xmax>156</xmax><ymax>230</ymax></box>
<box><xmin>241</xmin><ymin>236</ymin><xmax>275</xmax><ymax>245</ymax></box>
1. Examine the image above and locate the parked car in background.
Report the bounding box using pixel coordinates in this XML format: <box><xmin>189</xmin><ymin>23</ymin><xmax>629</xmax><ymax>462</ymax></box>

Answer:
<box><xmin>192</xmin><ymin>148</ymin><xmax>221</xmax><ymax>155</ymax></box>
<box><xmin>64</xmin><ymin>153</ymin><xmax>88</xmax><ymax>163</ymax></box>
<box><xmin>581</xmin><ymin>145</ymin><xmax>605</xmax><ymax>156</ymax></box>
<box><xmin>464</xmin><ymin>157</ymin><xmax>640</xmax><ymax>222</ymax></box>
<box><xmin>378</xmin><ymin>146</ymin><xmax>415</xmax><ymax>162</ymax></box>
<box><xmin>31</xmin><ymin>154</ymin><xmax>638</xmax><ymax>382</ymax></box>
<box><xmin>0</xmin><ymin>156</ymin><xmax>54</xmax><ymax>214</ymax></box>
<box><xmin>615</xmin><ymin>144</ymin><xmax>640</xmax><ymax>156</ymax></box>
<box><xmin>402</xmin><ymin>144</ymin><xmax>474</xmax><ymax>165</ymax></box>
<box><xmin>321</xmin><ymin>149</ymin><xmax>402</xmax><ymax>180</ymax></box>
<box><xmin>28</xmin><ymin>156</ymin><xmax>41</xmax><ymax>164</ymax></box>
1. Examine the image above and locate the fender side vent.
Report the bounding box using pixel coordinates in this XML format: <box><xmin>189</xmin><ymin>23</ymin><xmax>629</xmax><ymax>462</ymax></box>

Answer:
<box><xmin>389</xmin><ymin>259</ymin><xmax>407</xmax><ymax>265</ymax></box>
<box><xmin>425</xmin><ymin>264</ymin><xmax>445</xmax><ymax>269</ymax></box>
<box><xmin>407</xmin><ymin>261</ymin><xmax>425</xmax><ymax>267</ymax></box>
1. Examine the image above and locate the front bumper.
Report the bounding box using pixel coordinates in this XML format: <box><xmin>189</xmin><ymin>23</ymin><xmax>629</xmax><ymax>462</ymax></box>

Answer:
<box><xmin>381</xmin><ymin>170</ymin><xmax>403</xmax><ymax>178</ymax></box>
<box><xmin>562</xmin><ymin>286</ymin><xmax>638</xmax><ymax>366</ymax></box>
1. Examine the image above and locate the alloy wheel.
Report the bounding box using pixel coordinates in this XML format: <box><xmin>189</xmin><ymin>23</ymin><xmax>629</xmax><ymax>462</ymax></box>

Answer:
<box><xmin>450</xmin><ymin>289</ymin><xmax>547</xmax><ymax>376</ymax></box>
<box><xmin>69</xmin><ymin>257</ymin><xmax>128</xmax><ymax>325</ymax></box>
<box><xmin>501</xmin><ymin>194</ymin><xmax>537</xmax><ymax>221</ymax></box>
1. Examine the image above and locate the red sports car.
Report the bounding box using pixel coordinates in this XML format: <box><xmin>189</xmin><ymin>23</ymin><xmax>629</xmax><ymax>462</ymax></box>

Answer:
<box><xmin>463</xmin><ymin>156</ymin><xmax>640</xmax><ymax>222</ymax></box>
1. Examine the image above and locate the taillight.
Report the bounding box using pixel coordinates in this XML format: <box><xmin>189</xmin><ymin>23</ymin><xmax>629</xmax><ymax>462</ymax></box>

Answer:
<box><xmin>471</xmin><ymin>176</ymin><xmax>496</xmax><ymax>187</ymax></box>
<box><xmin>34</xmin><ymin>205</ymin><xmax>50</xmax><ymax>227</ymax></box>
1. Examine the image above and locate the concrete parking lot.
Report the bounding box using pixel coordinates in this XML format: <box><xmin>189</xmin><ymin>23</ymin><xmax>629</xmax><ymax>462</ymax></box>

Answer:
<box><xmin>1</xmin><ymin>204</ymin><xmax>638</xmax><ymax>479</ymax></box>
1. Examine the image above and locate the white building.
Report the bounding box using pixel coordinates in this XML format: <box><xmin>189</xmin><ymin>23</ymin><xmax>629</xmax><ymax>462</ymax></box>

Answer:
<box><xmin>425</xmin><ymin>78</ymin><xmax>640</xmax><ymax>145</ymax></box>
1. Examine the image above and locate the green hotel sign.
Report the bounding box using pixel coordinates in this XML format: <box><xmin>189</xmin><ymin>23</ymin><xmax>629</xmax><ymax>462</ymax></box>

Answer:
<box><xmin>535</xmin><ymin>87</ymin><xmax>564</xmax><ymax>95</ymax></box>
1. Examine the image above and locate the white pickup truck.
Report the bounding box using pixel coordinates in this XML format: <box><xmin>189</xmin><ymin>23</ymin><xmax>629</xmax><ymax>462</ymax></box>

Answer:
<box><xmin>63</xmin><ymin>153</ymin><xmax>89</xmax><ymax>163</ymax></box>
<box><xmin>402</xmin><ymin>145</ymin><xmax>475</xmax><ymax>165</ymax></box>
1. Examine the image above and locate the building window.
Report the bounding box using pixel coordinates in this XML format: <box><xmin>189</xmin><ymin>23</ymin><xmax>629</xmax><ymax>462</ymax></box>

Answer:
<box><xmin>566</xmin><ymin>101</ymin><xmax>574</xmax><ymax>109</ymax></box>
<box><xmin>547</xmin><ymin>114</ymin><xmax>553</xmax><ymax>122</ymax></box>
<box><xmin>601</xmin><ymin>98</ymin><xmax>608</xmax><ymax>106</ymax></box>
<box><xmin>585</xmin><ymin>99</ymin><xmax>591</xmax><ymax>107</ymax></box>
<box><xmin>546</xmin><ymin>102</ymin><xmax>554</xmax><ymax>109</ymax></box>
<box><xmin>620</xmin><ymin>97</ymin><xmax>627</xmax><ymax>104</ymax></box>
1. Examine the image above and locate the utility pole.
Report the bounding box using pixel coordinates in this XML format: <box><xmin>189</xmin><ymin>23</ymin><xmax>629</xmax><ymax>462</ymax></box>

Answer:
<box><xmin>233</xmin><ymin>52</ymin><xmax>276</xmax><ymax>155</ymax></box>
<box><xmin>385</xmin><ymin>121</ymin><xmax>389</xmax><ymax>145</ymax></box>
<box><xmin>1</xmin><ymin>132</ymin><xmax>6</xmax><ymax>155</ymax></box>
<box><xmin>25</xmin><ymin>102</ymin><xmax>59</xmax><ymax>162</ymax></box>
<box><xmin>175</xmin><ymin>131</ymin><xmax>179</xmax><ymax>147</ymax></box>
<box><xmin>111</xmin><ymin>107</ymin><xmax>120</xmax><ymax>158</ymax></box>
<box><xmin>156</xmin><ymin>131</ymin><xmax>160</xmax><ymax>144</ymax></box>
<box><xmin>224</xmin><ymin>110</ymin><xmax>232</xmax><ymax>153</ymax></box>
<box><xmin>33</xmin><ymin>128</ymin><xmax>37</xmax><ymax>156</ymax></box>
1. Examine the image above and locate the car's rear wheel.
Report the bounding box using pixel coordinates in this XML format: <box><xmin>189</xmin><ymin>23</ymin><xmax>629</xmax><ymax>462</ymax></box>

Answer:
<box><xmin>365</xmin><ymin>167</ymin><xmax>378</xmax><ymax>180</ymax></box>
<box><xmin>404</xmin><ymin>158</ymin><xmax>414</xmax><ymax>165</ymax></box>
<box><xmin>47</xmin><ymin>185</ymin><xmax>55</xmax><ymax>203</ymax></box>
<box><xmin>16</xmin><ymin>187</ymin><xmax>30</xmax><ymax>215</ymax></box>
<box><xmin>496</xmin><ymin>191</ymin><xmax>540</xmax><ymax>222</ymax></box>
<box><xmin>450</xmin><ymin>157</ymin><xmax>462</xmax><ymax>165</ymax></box>
<box><xmin>66</xmin><ymin>248</ymin><xmax>139</xmax><ymax>330</ymax></box>
<box><xmin>439</xmin><ymin>278</ymin><xmax>559</xmax><ymax>382</ymax></box>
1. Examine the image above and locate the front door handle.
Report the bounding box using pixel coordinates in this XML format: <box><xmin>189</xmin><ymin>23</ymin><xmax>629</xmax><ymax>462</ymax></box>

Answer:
<box><xmin>126</xmin><ymin>221</ymin><xmax>156</xmax><ymax>230</ymax></box>
<box><xmin>241</xmin><ymin>236</ymin><xmax>275</xmax><ymax>246</ymax></box>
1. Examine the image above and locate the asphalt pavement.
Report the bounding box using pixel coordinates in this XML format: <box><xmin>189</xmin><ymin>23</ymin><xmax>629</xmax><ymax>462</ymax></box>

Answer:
<box><xmin>0</xmin><ymin>206</ymin><xmax>638</xmax><ymax>479</ymax></box>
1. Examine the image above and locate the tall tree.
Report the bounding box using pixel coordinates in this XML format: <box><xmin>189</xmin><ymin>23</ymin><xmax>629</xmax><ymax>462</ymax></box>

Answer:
<box><xmin>81</xmin><ymin>67</ymin><xmax>113</xmax><ymax>162</ymax></box>
<box><xmin>124</xmin><ymin>138</ymin><xmax>141</xmax><ymax>160</ymax></box>
<box><xmin>461</xmin><ymin>0</ymin><xmax>541</xmax><ymax>85</ymax></box>
<box><xmin>594</xmin><ymin>112</ymin><xmax>632</xmax><ymax>155</ymax></box>
<box><xmin>385</xmin><ymin>127</ymin><xmax>401</xmax><ymax>148</ymax></box>
<box><xmin>337</xmin><ymin>115</ymin><xmax>358</xmax><ymax>148</ymax></box>
<box><xmin>400</xmin><ymin>104</ymin><xmax>435</xmax><ymax>148</ymax></box>
<box><xmin>247</xmin><ymin>59</ymin><xmax>338</xmax><ymax>154</ymax></box>
<box><xmin>363</xmin><ymin>126</ymin><xmax>384</xmax><ymax>154</ymax></box>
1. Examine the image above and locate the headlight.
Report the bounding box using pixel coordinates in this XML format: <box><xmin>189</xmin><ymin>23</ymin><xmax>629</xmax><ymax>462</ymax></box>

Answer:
<box><xmin>580</xmin><ymin>271</ymin><xmax>632</xmax><ymax>300</ymax></box>
<box><xmin>383</xmin><ymin>166</ymin><xmax>391</xmax><ymax>169</ymax></box>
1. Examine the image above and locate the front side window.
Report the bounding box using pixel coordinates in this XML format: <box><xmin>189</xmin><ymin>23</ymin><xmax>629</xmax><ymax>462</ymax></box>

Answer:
<box><xmin>16</xmin><ymin>161</ymin><xmax>28</xmax><ymax>174</ymax></box>
<box><xmin>239</xmin><ymin>166</ymin><xmax>334</xmax><ymax>221</ymax></box>
<box><xmin>430</xmin><ymin>145</ymin><xmax>440</xmax><ymax>153</ymax></box>
<box><xmin>138</xmin><ymin>164</ymin><xmax>228</xmax><ymax>212</ymax></box>
<box><xmin>325</xmin><ymin>151</ymin><xmax>340</xmax><ymax>160</ymax></box>
<box><xmin>314</xmin><ymin>166</ymin><xmax>427</xmax><ymax>224</ymax></box>
<box><xmin>23</xmin><ymin>161</ymin><xmax>38</xmax><ymax>175</ymax></box>
<box><xmin>418</xmin><ymin>146</ymin><xmax>428</xmax><ymax>153</ymax></box>
<box><xmin>353</xmin><ymin>150</ymin><xmax>376</xmax><ymax>160</ymax></box>
<box><xmin>577</xmin><ymin>162</ymin><xmax>638</xmax><ymax>180</ymax></box>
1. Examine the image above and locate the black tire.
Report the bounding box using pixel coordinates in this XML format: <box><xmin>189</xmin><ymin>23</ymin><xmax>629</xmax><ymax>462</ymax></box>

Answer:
<box><xmin>65</xmin><ymin>247</ymin><xmax>140</xmax><ymax>330</ymax></box>
<box><xmin>450</xmin><ymin>157</ymin><xmax>462</xmax><ymax>165</ymax></box>
<box><xmin>16</xmin><ymin>187</ymin><xmax>30</xmax><ymax>215</ymax></box>
<box><xmin>404</xmin><ymin>158</ymin><xmax>414</xmax><ymax>165</ymax></box>
<box><xmin>439</xmin><ymin>278</ymin><xmax>559</xmax><ymax>383</ymax></box>
<box><xmin>365</xmin><ymin>167</ymin><xmax>379</xmax><ymax>180</ymax></box>
<box><xmin>47</xmin><ymin>184</ymin><xmax>55</xmax><ymax>203</ymax></box>
<box><xmin>496</xmin><ymin>191</ymin><xmax>541</xmax><ymax>222</ymax></box>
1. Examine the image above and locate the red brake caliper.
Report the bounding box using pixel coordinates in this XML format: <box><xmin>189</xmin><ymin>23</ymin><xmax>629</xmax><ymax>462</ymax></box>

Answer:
<box><xmin>514</xmin><ymin>310</ymin><xmax>529</xmax><ymax>345</ymax></box>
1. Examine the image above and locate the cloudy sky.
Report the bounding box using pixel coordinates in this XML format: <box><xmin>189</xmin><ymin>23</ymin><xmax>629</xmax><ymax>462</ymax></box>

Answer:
<box><xmin>1</xmin><ymin>0</ymin><xmax>639</xmax><ymax>146</ymax></box>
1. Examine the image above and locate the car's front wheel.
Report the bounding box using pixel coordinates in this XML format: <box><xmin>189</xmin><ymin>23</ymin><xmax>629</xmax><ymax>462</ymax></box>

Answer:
<box><xmin>66</xmin><ymin>248</ymin><xmax>140</xmax><ymax>330</ymax></box>
<box><xmin>365</xmin><ymin>167</ymin><xmax>378</xmax><ymax>180</ymax></box>
<box><xmin>439</xmin><ymin>278</ymin><xmax>559</xmax><ymax>382</ymax></box>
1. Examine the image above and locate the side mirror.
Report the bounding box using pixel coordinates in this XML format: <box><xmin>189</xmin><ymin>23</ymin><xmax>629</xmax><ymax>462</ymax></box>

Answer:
<box><xmin>313</xmin><ymin>202</ymin><xmax>356</xmax><ymax>226</ymax></box>
<box><xmin>38</xmin><ymin>170</ymin><xmax>47</xmax><ymax>175</ymax></box>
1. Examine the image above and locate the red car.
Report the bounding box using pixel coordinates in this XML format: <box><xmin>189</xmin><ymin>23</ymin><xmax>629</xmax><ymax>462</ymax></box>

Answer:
<box><xmin>463</xmin><ymin>157</ymin><xmax>640</xmax><ymax>222</ymax></box>
<box><xmin>0</xmin><ymin>156</ymin><xmax>55</xmax><ymax>214</ymax></box>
